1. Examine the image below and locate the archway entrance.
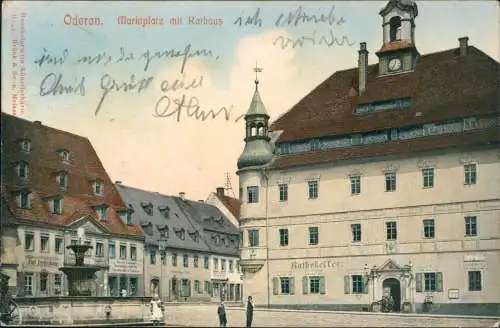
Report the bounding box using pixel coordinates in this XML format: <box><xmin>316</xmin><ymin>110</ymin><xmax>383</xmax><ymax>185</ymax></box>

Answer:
<box><xmin>382</xmin><ymin>278</ymin><xmax>401</xmax><ymax>312</ymax></box>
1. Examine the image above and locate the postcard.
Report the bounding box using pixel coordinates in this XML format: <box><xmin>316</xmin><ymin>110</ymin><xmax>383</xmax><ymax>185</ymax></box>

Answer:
<box><xmin>1</xmin><ymin>1</ymin><xmax>499</xmax><ymax>327</ymax></box>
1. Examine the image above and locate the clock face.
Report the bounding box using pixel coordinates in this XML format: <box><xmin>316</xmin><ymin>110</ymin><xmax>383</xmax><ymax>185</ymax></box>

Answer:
<box><xmin>388</xmin><ymin>58</ymin><xmax>402</xmax><ymax>72</ymax></box>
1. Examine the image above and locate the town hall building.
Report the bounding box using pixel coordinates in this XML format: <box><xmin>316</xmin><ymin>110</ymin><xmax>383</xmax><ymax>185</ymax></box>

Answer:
<box><xmin>236</xmin><ymin>0</ymin><xmax>499</xmax><ymax>316</ymax></box>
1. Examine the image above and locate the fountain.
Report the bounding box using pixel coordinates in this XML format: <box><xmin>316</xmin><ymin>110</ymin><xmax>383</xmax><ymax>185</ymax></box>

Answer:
<box><xmin>6</xmin><ymin>227</ymin><xmax>154</xmax><ymax>326</ymax></box>
<box><xmin>59</xmin><ymin>228</ymin><xmax>107</xmax><ymax>296</ymax></box>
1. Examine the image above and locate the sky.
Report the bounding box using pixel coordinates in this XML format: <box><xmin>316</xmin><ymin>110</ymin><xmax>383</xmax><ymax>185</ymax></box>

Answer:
<box><xmin>2</xmin><ymin>0</ymin><xmax>499</xmax><ymax>201</ymax></box>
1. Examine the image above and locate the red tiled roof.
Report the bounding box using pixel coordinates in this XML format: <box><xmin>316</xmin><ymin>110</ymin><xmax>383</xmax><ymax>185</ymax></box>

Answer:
<box><xmin>215</xmin><ymin>193</ymin><xmax>241</xmax><ymax>220</ymax></box>
<box><xmin>270</xmin><ymin>46</ymin><xmax>499</xmax><ymax>142</ymax></box>
<box><xmin>1</xmin><ymin>113</ymin><xmax>142</xmax><ymax>237</ymax></box>
<box><xmin>377</xmin><ymin>41</ymin><xmax>414</xmax><ymax>53</ymax></box>
<box><xmin>273</xmin><ymin>127</ymin><xmax>500</xmax><ymax>169</ymax></box>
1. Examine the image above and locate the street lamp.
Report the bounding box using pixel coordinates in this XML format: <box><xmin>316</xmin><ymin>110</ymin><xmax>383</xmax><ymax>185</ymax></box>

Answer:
<box><xmin>158</xmin><ymin>238</ymin><xmax>168</xmax><ymax>302</ymax></box>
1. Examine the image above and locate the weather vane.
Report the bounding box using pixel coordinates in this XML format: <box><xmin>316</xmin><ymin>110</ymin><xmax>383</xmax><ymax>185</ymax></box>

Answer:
<box><xmin>253</xmin><ymin>61</ymin><xmax>263</xmax><ymax>85</ymax></box>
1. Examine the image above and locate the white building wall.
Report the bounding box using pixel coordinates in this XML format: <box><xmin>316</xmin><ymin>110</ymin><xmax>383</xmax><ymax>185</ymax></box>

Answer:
<box><xmin>238</xmin><ymin>149</ymin><xmax>500</xmax><ymax>313</ymax></box>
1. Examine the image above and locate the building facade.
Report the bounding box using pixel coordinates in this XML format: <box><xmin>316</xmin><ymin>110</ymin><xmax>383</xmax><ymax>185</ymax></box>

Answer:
<box><xmin>0</xmin><ymin>113</ymin><xmax>145</xmax><ymax>297</ymax></box>
<box><xmin>176</xmin><ymin>192</ymin><xmax>243</xmax><ymax>302</ymax></box>
<box><xmin>236</xmin><ymin>0</ymin><xmax>500</xmax><ymax>316</ymax></box>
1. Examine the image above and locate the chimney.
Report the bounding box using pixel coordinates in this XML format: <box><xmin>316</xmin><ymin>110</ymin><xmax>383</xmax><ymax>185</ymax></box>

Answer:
<box><xmin>33</xmin><ymin>121</ymin><xmax>42</xmax><ymax>125</ymax></box>
<box><xmin>358</xmin><ymin>42</ymin><xmax>368</xmax><ymax>94</ymax></box>
<box><xmin>458</xmin><ymin>37</ymin><xmax>469</xmax><ymax>57</ymax></box>
<box><xmin>216</xmin><ymin>187</ymin><xmax>225</xmax><ymax>197</ymax></box>
<box><xmin>115</xmin><ymin>181</ymin><xmax>122</xmax><ymax>185</ymax></box>
<box><xmin>179</xmin><ymin>192</ymin><xmax>185</xmax><ymax>200</ymax></box>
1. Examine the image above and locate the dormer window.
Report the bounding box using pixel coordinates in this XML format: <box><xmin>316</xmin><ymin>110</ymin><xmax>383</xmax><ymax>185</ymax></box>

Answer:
<box><xmin>59</xmin><ymin>150</ymin><xmax>70</xmax><ymax>163</ymax></box>
<box><xmin>18</xmin><ymin>161</ymin><xmax>29</xmax><ymax>179</ymax></box>
<box><xmin>17</xmin><ymin>190</ymin><xmax>31</xmax><ymax>209</ymax></box>
<box><xmin>58</xmin><ymin>171</ymin><xmax>68</xmax><ymax>189</ymax></box>
<box><xmin>389</xmin><ymin>16</ymin><xmax>402</xmax><ymax>42</ymax></box>
<box><xmin>20</xmin><ymin>139</ymin><xmax>31</xmax><ymax>153</ymax></box>
<box><xmin>140</xmin><ymin>220</ymin><xmax>154</xmax><ymax>235</ymax></box>
<box><xmin>214</xmin><ymin>235</ymin><xmax>220</xmax><ymax>245</ymax></box>
<box><xmin>93</xmin><ymin>179</ymin><xmax>104</xmax><ymax>196</ymax></box>
<box><xmin>174</xmin><ymin>228</ymin><xmax>185</xmax><ymax>240</ymax></box>
<box><xmin>158</xmin><ymin>205</ymin><xmax>170</xmax><ymax>218</ymax></box>
<box><xmin>119</xmin><ymin>210</ymin><xmax>133</xmax><ymax>225</ymax></box>
<box><xmin>189</xmin><ymin>231</ymin><xmax>199</xmax><ymax>242</ymax></box>
<box><xmin>52</xmin><ymin>197</ymin><xmax>63</xmax><ymax>214</ymax></box>
<box><xmin>141</xmin><ymin>202</ymin><xmax>153</xmax><ymax>216</ymax></box>
<box><xmin>94</xmin><ymin>205</ymin><xmax>108</xmax><ymax>221</ymax></box>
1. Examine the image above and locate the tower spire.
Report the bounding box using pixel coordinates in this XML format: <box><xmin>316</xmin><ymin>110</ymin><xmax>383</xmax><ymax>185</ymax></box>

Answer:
<box><xmin>253</xmin><ymin>61</ymin><xmax>263</xmax><ymax>87</ymax></box>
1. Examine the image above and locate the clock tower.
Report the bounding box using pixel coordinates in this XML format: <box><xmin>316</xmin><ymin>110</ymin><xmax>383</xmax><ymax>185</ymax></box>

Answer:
<box><xmin>376</xmin><ymin>0</ymin><xmax>419</xmax><ymax>75</ymax></box>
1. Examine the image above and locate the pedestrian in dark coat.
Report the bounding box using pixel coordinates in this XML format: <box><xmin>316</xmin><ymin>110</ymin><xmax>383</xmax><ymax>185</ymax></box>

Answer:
<box><xmin>217</xmin><ymin>302</ymin><xmax>227</xmax><ymax>328</ymax></box>
<box><xmin>246</xmin><ymin>296</ymin><xmax>254</xmax><ymax>328</ymax></box>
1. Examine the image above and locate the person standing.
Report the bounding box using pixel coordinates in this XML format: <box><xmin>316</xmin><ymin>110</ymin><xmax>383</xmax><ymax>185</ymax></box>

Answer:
<box><xmin>217</xmin><ymin>301</ymin><xmax>227</xmax><ymax>328</ymax></box>
<box><xmin>150</xmin><ymin>294</ymin><xmax>163</xmax><ymax>326</ymax></box>
<box><xmin>246</xmin><ymin>296</ymin><xmax>254</xmax><ymax>328</ymax></box>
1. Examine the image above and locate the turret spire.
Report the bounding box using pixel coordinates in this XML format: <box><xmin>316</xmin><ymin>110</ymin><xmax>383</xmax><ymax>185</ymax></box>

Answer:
<box><xmin>236</xmin><ymin>62</ymin><xmax>274</xmax><ymax>170</ymax></box>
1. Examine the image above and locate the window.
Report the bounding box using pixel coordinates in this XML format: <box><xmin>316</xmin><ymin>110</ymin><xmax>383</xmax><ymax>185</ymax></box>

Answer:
<box><xmin>60</xmin><ymin>150</ymin><xmax>70</xmax><ymax>162</ymax></box>
<box><xmin>150</xmin><ymin>248</ymin><xmax>156</xmax><ymax>264</ymax></box>
<box><xmin>279</xmin><ymin>228</ymin><xmax>289</xmax><ymax>246</ymax></box>
<box><xmin>40</xmin><ymin>272</ymin><xmax>48</xmax><ymax>292</ymax></box>
<box><xmin>109</xmin><ymin>242</ymin><xmax>116</xmax><ymax>259</ymax></box>
<box><xmin>53</xmin><ymin>198</ymin><xmax>62</xmax><ymax>214</ymax></box>
<box><xmin>424</xmin><ymin>272</ymin><xmax>437</xmax><ymax>291</ymax></box>
<box><xmin>229</xmin><ymin>260</ymin><xmax>234</xmax><ymax>272</ymax></box>
<box><xmin>279</xmin><ymin>184</ymin><xmax>288</xmax><ymax>201</ymax></box>
<box><xmin>119</xmin><ymin>244</ymin><xmax>127</xmax><ymax>259</ymax></box>
<box><xmin>126</xmin><ymin>212</ymin><xmax>133</xmax><ymax>225</ymax></box>
<box><xmin>24</xmin><ymin>274</ymin><xmax>33</xmax><ymax>296</ymax></box>
<box><xmin>422</xmin><ymin>168</ymin><xmax>434</xmax><ymax>188</ymax></box>
<box><xmin>54</xmin><ymin>274</ymin><xmax>62</xmax><ymax>295</ymax></box>
<box><xmin>350</xmin><ymin>175</ymin><xmax>361</xmax><ymax>195</ymax></box>
<box><xmin>468</xmin><ymin>271</ymin><xmax>482</xmax><ymax>291</ymax></box>
<box><xmin>280</xmin><ymin>277</ymin><xmax>291</xmax><ymax>294</ymax></box>
<box><xmin>308</xmin><ymin>180</ymin><xmax>318</xmax><ymax>199</ymax></box>
<box><xmin>213</xmin><ymin>257</ymin><xmax>219</xmax><ymax>271</ymax></box>
<box><xmin>204</xmin><ymin>255</ymin><xmax>209</xmax><ymax>269</ymax></box>
<box><xmin>172</xmin><ymin>253</ymin><xmax>177</xmax><ymax>266</ymax></box>
<box><xmin>183</xmin><ymin>254</ymin><xmax>189</xmax><ymax>268</ymax></box>
<box><xmin>18</xmin><ymin>162</ymin><xmax>29</xmax><ymax>179</ymax></box>
<box><xmin>248</xmin><ymin>229</ymin><xmax>259</xmax><ymax>247</ymax></box>
<box><xmin>352</xmin><ymin>275</ymin><xmax>364</xmax><ymax>293</ymax></box>
<box><xmin>95</xmin><ymin>206</ymin><xmax>107</xmax><ymax>221</ymax></box>
<box><xmin>464</xmin><ymin>164</ymin><xmax>477</xmax><ymax>185</ymax></box>
<box><xmin>221</xmin><ymin>259</ymin><xmax>226</xmax><ymax>271</ymax></box>
<box><xmin>389</xmin><ymin>16</ymin><xmax>402</xmax><ymax>42</ymax></box>
<box><xmin>423</xmin><ymin>219</ymin><xmax>435</xmax><ymax>238</ymax></box>
<box><xmin>385</xmin><ymin>172</ymin><xmax>396</xmax><ymax>192</ymax></box>
<box><xmin>247</xmin><ymin>186</ymin><xmax>259</xmax><ymax>203</ymax></box>
<box><xmin>59</xmin><ymin>172</ymin><xmax>68</xmax><ymax>189</ymax></box>
<box><xmin>309</xmin><ymin>227</ymin><xmax>319</xmax><ymax>245</ymax></box>
<box><xmin>386</xmin><ymin>221</ymin><xmax>397</xmax><ymax>241</ymax></box>
<box><xmin>309</xmin><ymin>276</ymin><xmax>320</xmax><ymax>294</ymax></box>
<box><xmin>19</xmin><ymin>191</ymin><xmax>30</xmax><ymax>209</ymax></box>
<box><xmin>465</xmin><ymin>216</ymin><xmax>477</xmax><ymax>236</ymax></box>
<box><xmin>96</xmin><ymin>242</ymin><xmax>104</xmax><ymax>257</ymax></box>
<box><xmin>21</xmin><ymin>139</ymin><xmax>31</xmax><ymax>153</ymax></box>
<box><xmin>193</xmin><ymin>255</ymin><xmax>199</xmax><ymax>268</ymax></box>
<box><xmin>40</xmin><ymin>235</ymin><xmax>49</xmax><ymax>252</ymax></box>
<box><xmin>55</xmin><ymin>237</ymin><xmax>63</xmax><ymax>253</ymax></box>
<box><xmin>25</xmin><ymin>232</ymin><xmax>34</xmax><ymax>251</ymax></box>
<box><xmin>351</xmin><ymin>224</ymin><xmax>361</xmax><ymax>242</ymax></box>
<box><xmin>94</xmin><ymin>179</ymin><xmax>104</xmax><ymax>195</ymax></box>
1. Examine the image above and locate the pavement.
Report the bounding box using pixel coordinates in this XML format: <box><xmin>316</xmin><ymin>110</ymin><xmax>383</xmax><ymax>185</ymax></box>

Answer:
<box><xmin>164</xmin><ymin>304</ymin><xmax>499</xmax><ymax>327</ymax></box>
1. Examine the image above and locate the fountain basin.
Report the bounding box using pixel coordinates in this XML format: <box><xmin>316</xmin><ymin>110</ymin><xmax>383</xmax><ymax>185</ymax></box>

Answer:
<box><xmin>58</xmin><ymin>265</ymin><xmax>108</xmax><ymax>297</ymax></box>
<box><xmin>13</xmin><ymin>296</ymin><xmax>154</xmax><ymax>326</ymax></box>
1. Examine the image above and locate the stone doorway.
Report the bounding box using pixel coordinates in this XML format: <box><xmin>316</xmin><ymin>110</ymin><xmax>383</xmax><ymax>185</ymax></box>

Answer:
<box><xmin>382</xmin><ymin>278</ymin><xmax>401</xmax><ymax>312</ymax></box>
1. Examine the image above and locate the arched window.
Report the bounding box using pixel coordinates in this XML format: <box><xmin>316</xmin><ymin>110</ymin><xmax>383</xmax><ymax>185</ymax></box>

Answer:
<box><xmin>389</xmin><ymin>16</ymin><xmax>402</xmax><ymax>42</ymax></box>
<box><xmin>250</xmin><ymin>126</ymin><xmax>257</xmax><ymax>136</ymax></box>
<box><xmin>257</xmin><ymin>125</ymin><xmax>264</xmax><ymax>136</ymax></box>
